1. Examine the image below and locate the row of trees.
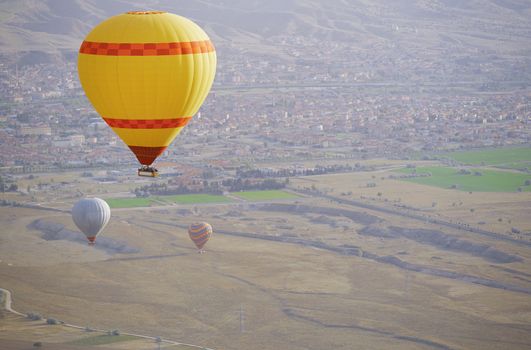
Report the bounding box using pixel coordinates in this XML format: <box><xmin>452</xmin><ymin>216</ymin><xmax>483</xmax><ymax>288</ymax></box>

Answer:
<box><xmin>0</xmin><ymin>175</ymin><xmax>18</xmax><ymax>192</ymax></box>
<box><xmin>222</xmin><ymin>178</ymin><xmax>287</xmax><ymax>191</ymax></box>
<box><xmin>236</xmin><ymin>163</ymin><xmax>369</xmax><ymax>178</ymax></box>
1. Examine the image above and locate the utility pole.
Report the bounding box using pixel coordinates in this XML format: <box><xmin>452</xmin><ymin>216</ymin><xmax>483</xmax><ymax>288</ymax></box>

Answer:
<box><xmin>239</xmin><ymin>304</ymin><xmax>245</xmax><ymax>333</ymax></box>
<box><xmin>405</xmin><ymin>270</ymin><xmax>410</xmax><ymax>299</ymax></box>
<box><xmin>15</xmin><ymin>61</ymin><xmax>18</xmax><ymax>89</ymax></box>
<box><xmin>14</xmin><ymin>50</ymin><xmax>19</xmax><ymax>90</ymax></box>
<box><xmin>405</xmin><ymin>271</ymin><xmax>415</xmax><ymax>302</ymax></box>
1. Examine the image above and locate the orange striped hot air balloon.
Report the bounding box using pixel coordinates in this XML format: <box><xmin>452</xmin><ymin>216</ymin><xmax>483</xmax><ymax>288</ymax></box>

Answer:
<box><xmin>78</xmin><ymin>11</ymin><xmax>216</xmax><ymax>176</ymax></box>
<box><xmin>188</xmin><ymin>222</ymin><xmax>212</xmax><ymax>253</ymax></box>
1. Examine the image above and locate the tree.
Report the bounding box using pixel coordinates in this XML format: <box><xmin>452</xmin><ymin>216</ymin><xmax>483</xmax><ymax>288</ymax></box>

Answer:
<box><xmin>46</xmin><ymin>318</ymin><xmax>58</xmax><ymax>325</ymax></box>
<box><xmin>27</xmin><ymin>312</ymin><xmax>42</xmax><ymax>321</ymax></box>
<box><xmin>202</xmin><ymin>170</ymin><xmax>215</xmax><ymax>179</ymax></box>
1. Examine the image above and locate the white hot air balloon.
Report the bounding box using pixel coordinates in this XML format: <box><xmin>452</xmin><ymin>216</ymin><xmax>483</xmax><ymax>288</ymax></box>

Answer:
<box><xmin>72</xmin><ymin>198</ymin><xmax>111</xmax><ymax>245</ymax></box>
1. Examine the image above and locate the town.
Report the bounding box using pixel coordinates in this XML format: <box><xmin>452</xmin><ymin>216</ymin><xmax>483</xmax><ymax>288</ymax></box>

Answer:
<box><xmin>0</xmin><ymin>55</ymin><xmax>528</xmax><ymax>177</ymax></box>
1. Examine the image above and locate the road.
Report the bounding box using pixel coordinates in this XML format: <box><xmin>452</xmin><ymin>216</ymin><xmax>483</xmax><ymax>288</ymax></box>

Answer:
<box><xmin>0</xmin><ymin>288</ymin><xmax>25</xmax><ymax>317</ymax></box>
<box><xmin>292</xmin><ymin>188</ymin><xmax>531</xmax><ymax>248</ymax></box>
<box><xmin>0</xmin><ymin>287</ymin><xmax>215</xmax><ymax>350</ymax></box>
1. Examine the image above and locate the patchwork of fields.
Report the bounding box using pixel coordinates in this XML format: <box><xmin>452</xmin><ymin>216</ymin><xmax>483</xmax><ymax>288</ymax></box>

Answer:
<box><xmin>397</xmin><ymin>166</ymin><xmax>531</xmax><ymax>192</ymax></box>
<box><xmin>438</xmin><ymin>147</ymin><xmax>531</xmax><ymax>169</ymax></box>
<box><xmin>1</xmin><ymin>147</ymin><xmax>530</xmax><ymax>350</ymax></box>
<box><xmin>394</xmin><ymin>147</ymin><xmax>531</xmax><ymax>192</ymax></box>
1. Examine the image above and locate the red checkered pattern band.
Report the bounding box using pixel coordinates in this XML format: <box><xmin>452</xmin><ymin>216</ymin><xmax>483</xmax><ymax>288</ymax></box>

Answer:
<box><xmin>79</xmin><ymin>40</ymin><xmax>214</xmax><ymax>56</ymax></box>
<box><xmin>126</xmin><ymin>11</ymin><xmax>165</xmax><ymax>15</ymax></box>
<box><xmin>103</xmin><ymin>117</ymin><xmax>192</xmax><ymax>129</ymax></box>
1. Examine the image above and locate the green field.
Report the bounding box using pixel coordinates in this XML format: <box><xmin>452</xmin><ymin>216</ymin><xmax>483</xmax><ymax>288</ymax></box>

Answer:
<box><xmin>441</xmin><ymin>147</ymin><xmax>531</xmax><ymax>169</ymax></box>
<box><xmin>397</xmin><ymin>166</ymin><xmax>531</xmax><ymax>192</ymax></box>
<box><xmin>68</xmin><ymin>334</ymin><xmax>137</xmax><ymax>346</ymax></box>
<box><xmin>231</xmin><ymin>190</ymin><xmax>300</xmax><ymax>201</ymax></box>
<box><xmin>106</xmin><ymin>194</ymin><xmax>231</xmax><ymax>208</ymax></box>
<box><xmin>106</xmin><ymin>197</ymin><xmax>155</xmax><ymax>208</ymax></box>
<box><xmin>154</xmin><ymin>193</ymin><xmax>232</xmax><ymax>204</ymax></box>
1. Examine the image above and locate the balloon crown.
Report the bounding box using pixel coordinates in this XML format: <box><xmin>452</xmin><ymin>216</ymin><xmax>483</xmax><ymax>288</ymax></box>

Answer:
<box><xmin>126</xmin><ymin>11</ymin><xmax>165</xmax><ymax>15</ymax></box>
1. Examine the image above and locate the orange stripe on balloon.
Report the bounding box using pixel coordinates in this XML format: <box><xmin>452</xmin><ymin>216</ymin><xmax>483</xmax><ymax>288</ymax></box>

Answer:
<box><xmin>79</xmin><ymin>40</ymin><xmax>215</xmax><ymax>56</ymax></box>
<box><xmin>190</xmin><ymin>231</ymin><xmax>210</xmax><ymax>240</ymax></box>
<box><xmin>189</xmin><ymin>226</ymin><xmax>209</xmax><ymax>234</ymax></box>
<box><xmin>103</xmin><ymin>117</ymin><xmax>191</xmax><ymax>129</ymax></box>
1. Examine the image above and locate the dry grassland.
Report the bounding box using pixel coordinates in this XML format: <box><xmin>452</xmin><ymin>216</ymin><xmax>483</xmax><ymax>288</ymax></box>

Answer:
<box><xmin>1</xmin><ymin>188</ymin><xmax>531</xmax><ymax>350</ymax></box>
<box><xmin>291</xmin><ymin>170</ymin><xmax>531</xmax><ymax>237</ymax></box>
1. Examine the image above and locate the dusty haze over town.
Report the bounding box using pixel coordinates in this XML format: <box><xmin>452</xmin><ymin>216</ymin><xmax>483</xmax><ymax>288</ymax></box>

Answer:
<box><xmin>0</xmin><ymin>1</ymin><xmax>530</xmax><ymax>350</ymax></box>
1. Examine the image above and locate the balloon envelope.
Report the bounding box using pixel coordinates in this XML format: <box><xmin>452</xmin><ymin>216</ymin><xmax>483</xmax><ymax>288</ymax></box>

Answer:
<box><xmin>72</xmin><ymin>198</ymin><xmax>111</xmax><ymax>244</ymax></box>
<box><xmin>188</xmin><ymin>222</ymin><xmax>212</xmax><ymax>250</ymax></box>
<box><xmin>77</xmin><ymin>11</ymin><xmax>217</xmax><ymax>166</ymax></box>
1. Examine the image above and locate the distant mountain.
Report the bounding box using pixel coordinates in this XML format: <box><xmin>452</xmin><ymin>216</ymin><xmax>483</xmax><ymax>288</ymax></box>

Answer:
<box><xmin>1</xmin><ymin>0</ymin><xmax>530</xmax><ymax>77</ymax></box>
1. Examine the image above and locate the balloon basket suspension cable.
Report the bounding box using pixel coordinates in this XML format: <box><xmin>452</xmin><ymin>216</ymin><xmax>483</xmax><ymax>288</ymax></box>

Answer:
<box><xmin>138</xmin><ymin>165</ymin><xmax>159</xmax><ymax>177</ymax></box>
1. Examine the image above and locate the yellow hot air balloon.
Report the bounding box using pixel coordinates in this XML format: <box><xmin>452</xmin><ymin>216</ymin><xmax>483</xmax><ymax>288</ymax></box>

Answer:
<box><xmin>78</xmin><ymin>11</ymin><xmax>216</xmax><ymax>176</ymax></box>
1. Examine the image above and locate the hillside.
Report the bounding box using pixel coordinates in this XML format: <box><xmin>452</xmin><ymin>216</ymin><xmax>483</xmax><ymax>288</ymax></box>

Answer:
<box><xmin>1</xmin><ymin>0</ymin><xmax>530</xmax><ymax>64</ymax></box>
